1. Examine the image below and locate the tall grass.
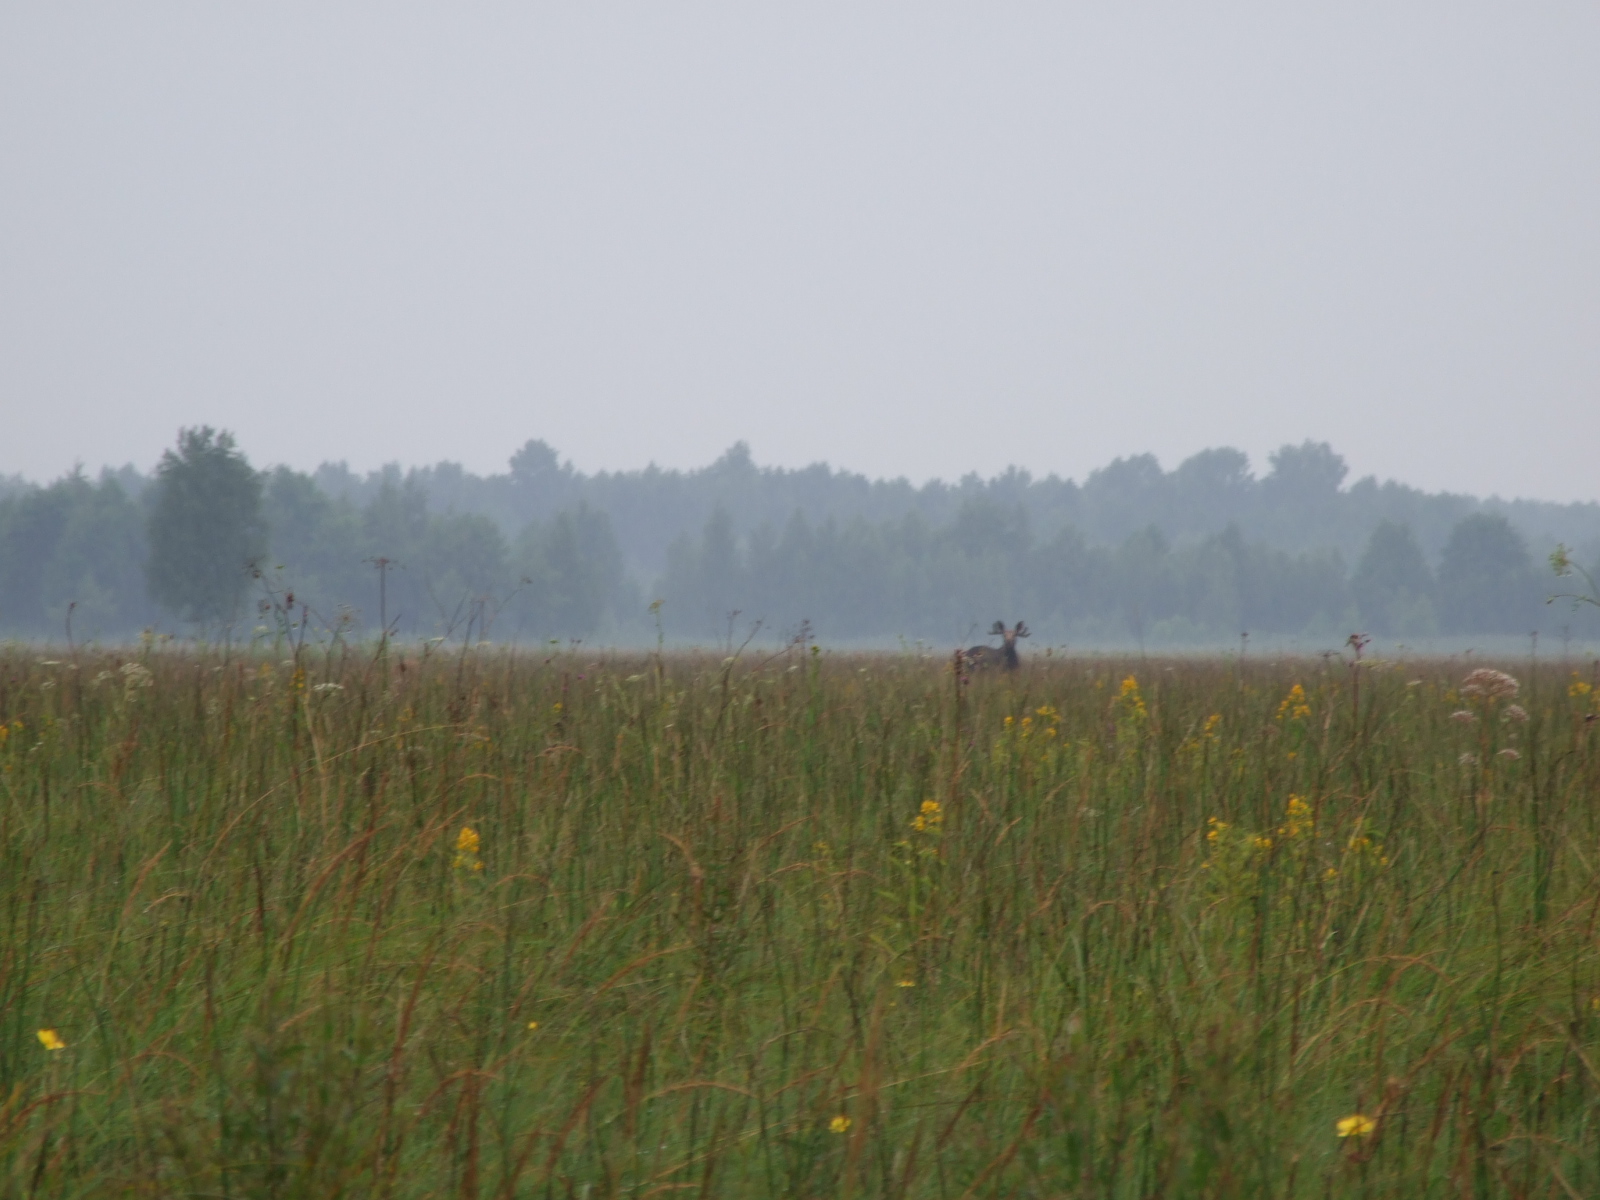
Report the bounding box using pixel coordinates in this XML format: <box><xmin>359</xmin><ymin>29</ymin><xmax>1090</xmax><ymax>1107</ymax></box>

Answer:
<box><xmin>1</xmin><ymin>641</ymin><xmax>1598</xmax><ymax>1197</ymax></box>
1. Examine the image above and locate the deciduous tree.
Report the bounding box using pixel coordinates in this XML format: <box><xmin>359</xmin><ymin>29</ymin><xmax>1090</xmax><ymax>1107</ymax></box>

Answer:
<box><xmin>147</xmin><ymin>428</ymin><xmax>264</xmax><ymax>627</ymax></box>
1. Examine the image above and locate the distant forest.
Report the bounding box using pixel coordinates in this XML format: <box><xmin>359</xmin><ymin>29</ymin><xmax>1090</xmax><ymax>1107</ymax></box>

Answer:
<box><xmin>2</xmin><ymin>434</ymin><xmax>1598</xmax><ymax>646</ymax></box>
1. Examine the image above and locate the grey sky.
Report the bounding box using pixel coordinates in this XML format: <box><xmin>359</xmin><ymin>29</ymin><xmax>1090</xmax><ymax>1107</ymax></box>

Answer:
<box><xmin>2</xmin><ymin>5</ymin><xmax>1596</xmax><ymax>500</ymax></box>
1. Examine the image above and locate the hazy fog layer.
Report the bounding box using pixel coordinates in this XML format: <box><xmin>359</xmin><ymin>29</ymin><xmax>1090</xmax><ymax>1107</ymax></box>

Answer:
<box><xmin>2</xmin><ymin>6</ymin><xmax>1597</xmax><ymax>500</ymax></box>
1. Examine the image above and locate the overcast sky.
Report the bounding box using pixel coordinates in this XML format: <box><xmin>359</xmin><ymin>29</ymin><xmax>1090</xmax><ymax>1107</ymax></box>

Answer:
<box><xmin>2</xmin><ymin>5</ymin><xmax>1596</xmax><ymax>500</ymax></box>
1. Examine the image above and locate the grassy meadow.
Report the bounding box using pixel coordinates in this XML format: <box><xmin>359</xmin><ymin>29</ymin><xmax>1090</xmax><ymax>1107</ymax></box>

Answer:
<box><xmin>2</xmin><ymin>641</ymin><xmax>1600</xmax><ymax>1197</ymax></box>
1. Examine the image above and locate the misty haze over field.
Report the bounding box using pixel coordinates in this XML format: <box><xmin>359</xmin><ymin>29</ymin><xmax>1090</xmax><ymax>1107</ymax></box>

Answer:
<box><xmin>1</xmin><ymin>6</ymin><xmax>1597</xmax><ymax>503</ymax></box>
<box><xmin>4</xmin><ymin>434</ymin><xmax>1600</xmax><ymax>649</ymax></box>
<box><xmin>3</xmin><ymin>8</ymin><xmax>1598</xmax><ymax>647</ymax></box>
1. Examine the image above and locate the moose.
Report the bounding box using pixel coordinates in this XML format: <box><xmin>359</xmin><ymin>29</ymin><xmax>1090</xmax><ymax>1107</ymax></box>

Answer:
<box><xmin>963</xmin><ymin>620</ymin><xmax>1029</xmax><ymax>671</ymax></box>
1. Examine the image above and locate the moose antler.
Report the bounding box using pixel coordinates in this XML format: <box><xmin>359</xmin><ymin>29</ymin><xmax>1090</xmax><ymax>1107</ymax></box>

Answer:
<box><xmin>965</xmin><ymin>620</ymin><xmax>1031</xmax><ymax>670</ymax></box>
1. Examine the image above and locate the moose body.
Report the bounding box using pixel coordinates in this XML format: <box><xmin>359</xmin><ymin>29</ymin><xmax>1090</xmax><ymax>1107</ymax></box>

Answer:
<box><xmin>964</xmin><ymin>620</ymin><xmax>1029</xmax><ymax>671</ymax></box>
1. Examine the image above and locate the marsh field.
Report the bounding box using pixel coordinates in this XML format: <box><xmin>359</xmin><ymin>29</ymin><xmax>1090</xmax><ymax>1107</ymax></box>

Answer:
<box><xmin>3</xmin><ymin>643</ymin><xmax>1600</xmax><ymax>1198</ymax></box>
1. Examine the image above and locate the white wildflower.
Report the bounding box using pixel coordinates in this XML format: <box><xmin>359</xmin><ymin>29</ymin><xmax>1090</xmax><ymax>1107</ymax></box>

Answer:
<box><xmin>1461</xmin><ymin>669</ymin><xmax>1519</xmax><ymax>700</ymax></box>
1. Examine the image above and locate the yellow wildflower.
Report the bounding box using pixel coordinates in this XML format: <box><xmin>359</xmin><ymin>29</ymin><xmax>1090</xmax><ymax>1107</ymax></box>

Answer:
<box><xmin>37</xmin><ymin>1029</ymin><xmax>66</xmax><ymax>1051</ymax></box>
<box><xmin>1275</xmin><ymin>684</ymin><xmax>1312</xmax><ymax>721</ymax></box>
<box><xmin>829</xmin><ymin>1115</ymin><xmax>852</xmax><ymax>1134</ymax></box>
<box><xmin>1279</xmin><ymin>795</ymin><xmax>1312</xmax><ymax>839</ymax></box>
<box><xmin>1336</xmin><ymin>1114</ymin><xmax>1375</xmax><ymax>1138</ymax></box>
<box><xmin>896</xmin><ymin>979</ymin><xmax>916</xmax><ymax>988</ymax></box>
<box><xmin>911</xmin><ymin>800</ymin><xmax>943</xmax><ymax>834</ymax></box>
<box><xmin>453</xmin><ymin>826</ymin><xmax>485</xmax><ymax>871</ymax></box>
<box><xmin>1117</xmin><ymin>675</ymin><xmax>1147</xmax><ymax>718</ymax></box>
<box><xmin>1107</xmin><ymin>678</ymin><xmax>1145</xmax><ymax>723</ymax></box>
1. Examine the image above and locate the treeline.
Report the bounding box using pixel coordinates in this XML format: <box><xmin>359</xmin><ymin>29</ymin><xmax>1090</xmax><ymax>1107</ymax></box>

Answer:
<box><xmin>658</xmin><ymin>502</ymin><xmax>1577</xmax><ymax>643</ymax></box>
<box><xmin>256</xmin><ymin>466</ymin><xmax>632</xmax><ymax>641</ymax></box>
<box><xmin>0</xmin><ymin>471</ymin><xmax>159</xmax><ymax>638</ymax></box>
<box><xmin>310</xmin><ymin>439</ymin><xmax>1600</xmax><ymax>577</ymax></box>
<box><xmin>0</xmin><ymin>429</ymin><xmax>1595</xmax><ymax>644</ymax></box>
<box><xmin>0</xmin><ymin>431</ymin><xmax>633</xmax><ymax>642</ymax></box>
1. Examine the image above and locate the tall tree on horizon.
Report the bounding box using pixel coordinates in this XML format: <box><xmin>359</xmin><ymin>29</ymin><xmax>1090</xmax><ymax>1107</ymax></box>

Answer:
<box><xmin>147</xmin><ymin>428</ymin><xmax>265</xmax><ymax>627</ymax></box>
<box><xmin>1352</xmin><ymin>521</ymin><xmax>1437</xmax><ymax>636</ymax></box>
<box><xmin>1436</xmin><ymin>513</ymin><xmax>1536</xmax><ymax>634</ymax></box>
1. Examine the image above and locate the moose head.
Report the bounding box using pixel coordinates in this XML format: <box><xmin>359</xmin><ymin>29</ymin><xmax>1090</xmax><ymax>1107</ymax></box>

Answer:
<box><xmin>963</xmin><ymin>620</ymin><xmax>1030</xmax><ymax>670</ymax></box>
